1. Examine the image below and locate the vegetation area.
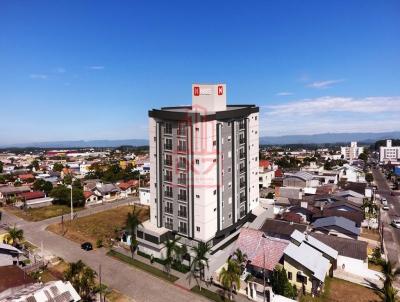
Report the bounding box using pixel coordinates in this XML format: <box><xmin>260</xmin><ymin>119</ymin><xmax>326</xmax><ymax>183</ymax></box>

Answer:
<box><xmin>300</xmin><ymin>277</ymin><xmax>379</xmax><ymax>302</ymax></box>
<box><xmin>107</xmin><ymin>249</ymin><xmax>179</xmax><ymax>282</ymax></box>
<box><xmin>5</xmin><ymin>204</ymin><xmax>84</xmax><ymax>221</ymax></box>
<box><xmin>47</xmin><ymin>205</ymin><xmax>149</xmax><ymax>247</ymax></box>
<box><xmin>191</xmin><ymin>285</ymin><xmax>232</xmax><ymax>302</ymax></box>
<box><xmin>84</xmin><ymin>163</ymin><xmax>142</xmax><ymax>183</ymax></box>
<box><xmin>270</xmin><ymin>266</ymin><xmax>297</xmax><ymax>299</ymax></box>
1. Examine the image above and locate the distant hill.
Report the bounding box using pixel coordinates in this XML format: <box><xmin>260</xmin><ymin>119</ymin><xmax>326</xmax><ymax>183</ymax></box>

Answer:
<box><xmin>260</xmin><ymin>131</ymin><xmax>400</xmax><ymax>145</ymax></box>
<box><xmin>1</xmin><ymin>139</ymin><xmax>149</xmax><ymax>148</ymax></box>
<box><xmin>2</xmin><ymin>131</ymin><xmax>400</xmax><ymax>148</ymax></box>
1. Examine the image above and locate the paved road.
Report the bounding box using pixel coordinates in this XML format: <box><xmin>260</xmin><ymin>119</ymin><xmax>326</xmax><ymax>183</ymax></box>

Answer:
<box><xmin>372</xmin><ymin>167</ymin><xmax>400</xmax><ymax>265</ymax></box>
<box><xmin>1</xmin><ymin>200</ymin><xmax>208</xmax><ymax>302</ymax></box>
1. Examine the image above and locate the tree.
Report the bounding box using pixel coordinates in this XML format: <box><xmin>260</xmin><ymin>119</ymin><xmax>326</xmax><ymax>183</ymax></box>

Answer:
<box><xmin>164</xmin><ymin>236</ymin><xmax>181</xmax><ymax>275</ymax></box>
<box><xmin>33</xmin><ymin>179</ymin><xmax>53</xmax><ymax>195</ymax></box>
<box><xmin>266</xmin><ymin>192</ymin><xmax>274</xmax><ymax>199</ymax></box>
<box><xmin>64</xmin><ymin>260</ymin><xmax>98</xmax><ymax>302</ymax></box>
<box><xmin>53</xmin><ymin>162</ymin><xmax>64</xmax><ymax>172</ymax></box>
<box><xmin>50</xmin><ymin>185</ymin><xmax>84</xmax><ymax>207</ymax></box>
<box><xmin>219</xmin><ymin>259</ymin><xmax>241</xmax><ymax>300</ymax></box>
<box><xmin>31</xmin><ymin>160</ymin><xmax>40</xmax><ymax>171</ymax></box>
<box><xmin>189</xmin><ymin>242</ymin><xmax>211</xmax><ymax>291</ymax></box>
<box><xmin>270</xmin><ymin>266</ymin><xmax>297</xmax><ymax>299</ymax></box>
<box><xmin>5</xmin><ymin>226</ymin><xmax>24</xmax><ymax>246</ymax></box>
<box><xmin>126</xmin><ymin>207</ymin><xmax>143</xmax><ymax>258</ymax></box>
<box><xmin>358</xmin><ymin>152</ymin><xmax>368</xmax><ymax>162</ymax></box>
<box><xmin>379</xmin><ymin>261</ymin><xmax>400</xmax><ymax>302</ymax></box>
<box><xmin>233</xmin><ymin>248</ymin><xmax>248</xmax><ymax>273</ymax></box>
<box><xmin>366</xmin><ymin>173</ymin><xmax>374</xmax><ymax>183</ymax></box>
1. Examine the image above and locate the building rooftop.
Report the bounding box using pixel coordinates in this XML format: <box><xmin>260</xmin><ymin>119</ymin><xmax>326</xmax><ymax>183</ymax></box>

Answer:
<box><xmin>312</xmin><ymin>216</ymin><xmax>360</xmax><ymax>236</ymax></box>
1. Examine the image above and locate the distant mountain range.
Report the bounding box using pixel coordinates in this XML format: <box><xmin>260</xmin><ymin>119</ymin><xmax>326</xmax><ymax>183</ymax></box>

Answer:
<box><xmin>0</xmin><ymin>139</ymin><xmax>149</xmax><ymax>148</ymax></box>
<box><xmin>2</xmin><ymin>131</ymin><xmax>400</xmax><ymax>148</ymax></box>
<box><xmin>260</xmin><ymin>131</ymin><xmax>400</xmax><ymax>145</ymax></box>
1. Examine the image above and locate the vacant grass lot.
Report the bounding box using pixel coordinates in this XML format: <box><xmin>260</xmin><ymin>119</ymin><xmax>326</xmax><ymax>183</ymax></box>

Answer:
<box><xmin>191</xmin><ymin>285</ymin><xmax>232</xmax><ymax>302</ymax></box>
<box><xmin>6</xmin><ymin>205</ymin><xmax>84</xmax><ymax>222</ymax></box>
<box><xmin>300</xmin><ymin>278</ymin><xmax>380</xmax><ymax>302</ymax></box>
<box><xmin>47</xmin><ymin>205</ymin><xmax>149</xmax><ymax>246</ymax></box>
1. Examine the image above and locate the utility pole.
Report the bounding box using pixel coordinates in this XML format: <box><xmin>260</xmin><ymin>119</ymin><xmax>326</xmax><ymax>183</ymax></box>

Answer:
<box><xmin>99</xmin><ymin>264</ymin><xmax>102</xmax><ymax>302</ymax></box>
<box><xmin>69</xmin><ymin>185</ymin><xmax>73</xmax><ymax>221</ymax></box>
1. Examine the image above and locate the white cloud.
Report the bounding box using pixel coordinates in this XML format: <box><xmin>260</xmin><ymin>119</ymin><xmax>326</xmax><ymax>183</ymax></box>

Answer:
<box><xmin>307</xmin><ymin>79</ymin><xmax>344</xmax><ymax>89</ymax></box>
<box><xmin>29</xmin><ymin>74</ymin><xmax>47</xmax><ymax>80</ymax></box>
<box><xmin>261</xmin><ymin>96</ymin><xmax>400</xmax><ymax>136</ymax></box>
<box><xmin>276</xmin><ymin>92</ymin><xmax>293</xmax><ymax>96</ymax></box>
<box><xmin>88</xmin><ymin>65</ymin><xmax>105</xmax><ymax>70</ymax></box>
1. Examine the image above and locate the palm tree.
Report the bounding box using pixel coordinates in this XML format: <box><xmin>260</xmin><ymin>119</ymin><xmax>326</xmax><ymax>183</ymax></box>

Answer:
<box><xmin>64</xmin><ymin>260</ymin><xmax>99</xmax><ymax>302</ymax></box>
<box><xmin>164</xmin><ymin>236</ymin><xmax>181</xmax><ymax>275</ymax></box>
<box><xmin>219</xmin><ymin>259</ymin><xmax>241</xmax><ymax>300</ymax></box>
<box><xmin>125</xmin><ymin>207</ymin><xmax>143</xmax><ymax>258</ymax></box>
<box><xmin>189</xmin><ymin>242</ymin><xmax>211</xmax><ymax>291</ymax></box>
<box><xmin>233</xmin><ymin>248</ymin><xmax>248</xmax><ymax>273</ymax></box>
<box><xmin>380</xmin><ymin>261</ymin><xmax>400</xmax><ymax>301</ymax></box>
<box><xmin>5</xmin><ymin>226</ymin><xmax>24</xmax><ymax>246</ymax></box>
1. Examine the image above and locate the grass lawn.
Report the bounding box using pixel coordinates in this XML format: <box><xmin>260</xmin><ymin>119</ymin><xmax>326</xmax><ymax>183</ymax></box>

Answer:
<box><xmin>47</xmin><ymin>205</ymin><xmax>149</xmax><ymax>247</ymax></box>
<box><xmin>300</xmin><ymin>278</ymin><xmax>380</xmax><ymax>302</ymax></box>
<box><xmin>107</xmin><ymin>249</ymin><xmax>178</xmax><ymax>282</ymax></box>
<box><xmin>5</xmin><ymin>205</ymin><xmax>84</xmax><ymax>222</ymax></box>
<box><xmin>106</xmin><ymin>289</ymin><xmax>135</xmax><ymax>302</ymax></box>
<box><xmin>191</xmin><ymin>285</ymin><xmax>232</xmax><ymax>302</ymax></box>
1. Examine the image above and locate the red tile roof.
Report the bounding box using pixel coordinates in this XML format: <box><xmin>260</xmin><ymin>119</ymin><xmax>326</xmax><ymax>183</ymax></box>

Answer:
<box><xmin>118</xmin><ymin>179</ymin><xmax>139</xmax><ymax>191</ymax></box>
<box><xmin>19</xmin><ymin>191</ymin><xmax>45</xmax><ymax>200</ymax></box>
<box><xmin>275</xmin><ymin>169</ymin><xmax>283</xmax><ymax>177</ymax></box>
<box><xmin>259</xmin><ymin>160</ymin><xmax>271</xmax><ymax>168</ymax></box>
<box><xmin>18</xmin><ymin>174</ymin><xmax>35</xmax><ymax>181</ymax></box>
<box><xmin>84</xmin><ymin>191</ymin><xmax>93</xmax><ymax>199</ymax></box>
<box><xmin>235</xmin><ymin>228</ymin><xmax>289</xmax><ymax>271</ymax></box>
<box><xmin>282</xmin><ymin>212</ymin><xmax>303</xmax><ymax>224</ymax></box>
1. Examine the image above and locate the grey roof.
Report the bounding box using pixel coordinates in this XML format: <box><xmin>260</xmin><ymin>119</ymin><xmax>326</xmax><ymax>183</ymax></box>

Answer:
<box><xmin>0</xmin><ymin>243</ymin><xmax>23</xmax><ymax>254</ymax></box>
<box><xmin>312</xmin><ymin>216</ymin><xmax>360</xmax><ymax>236</ymax></box>
<box><xmin>0</xmin><ymin>186</ymin><xmax>30</xmax><ymax>195</ymax></box>
<box><xmin>293</xmin><ymin>171</ymin><xmax>315</xmax><ymax>181</ymax></box>
<box><xmin>290</xmin><ymin>230</ymin><xmax>338</xmax><ymax>259</ymax></box>
<box><xmin>311</xmin><ymin>233</ymin><xmax>368</xmax><ymax>260</ymax></box>
<box><xmin>284</xmin><ymin>241</ymin><xmax>331</xmax><ymax>282</ymax></box>
<box><xmin>95</xmin><ymin>183</ymin><xmax>120</xmax><ymax>194</ymax></box>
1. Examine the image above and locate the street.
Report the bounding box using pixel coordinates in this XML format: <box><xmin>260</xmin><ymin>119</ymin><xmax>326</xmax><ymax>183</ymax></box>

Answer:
<box><xmin>372</xmin><ymin>167</ymin><xmax>400</xmax><ymax>265</ymax></box>
<box><xmin>1</xmin><ymin>199</ymin><xmax>207</xmax><ymax>302</ymax></box>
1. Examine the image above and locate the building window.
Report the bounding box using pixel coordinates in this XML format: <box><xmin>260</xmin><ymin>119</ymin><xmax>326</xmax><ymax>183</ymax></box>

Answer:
<box><xmin>195</xmin><ymin>159</ymin><xmax>200</xmax><ymax>164</ymax></box>
<box><xmin>195</xmin><ymin>127</ymin><xmax>199</xmax><ymax>132</ymax></box>
<box><xmin>179</xmin><ymin>221</ymin><xmax>187</xmax><ymax>234</ymax></box>
<box><xmin>213</xmin><ymin>190</ymin><xmax>217</xmax><ymax>195</ymax></box>
<box><xmin>196</xmin><ymin>194</ymin><xmax>200</xmax><ymax>198</ymax></box>
<box><xmin>165</xmin><ymin>201</ymin><xmax>173</xmax><ymax>214</ymax></box>
<box><xmin>164</xmin><ymin>186</ymin><xmax>173</xmax><ymax>198</ymax></box>
<box><xmin>213</xmin><ymin>140</ymin><xmax>217</xmax><ymax>146</ymax></box>
<box><xmin>178</xmin><ymin>189</ymin><xmax>187</xmax><ymax>201</ymax></box>
<box><xmin>228</xmin><ymin>213</ymin><xmax>232</xmax><ymax>219</ymax></box>
<box><xmin>164</xmin><ymin>154</ymin><xmax>172</xmax><ymax>166</ymax></box>
<box><xmin>178</xmin><ymin>140</ymin><xmax>187</xmax><ymax>152</ymax></box>
<box><xmin>164</xmin><ymin>138</ymin><xmax>172</xmax><ymax>150</ymax></box>
<box><xmin>165</xmin><ymin>217</ymin><xmax>173</xmax><ymax>229</ymax></box>
<box><xmin>178</xmin><ymin>157</ymin><xmax>187</xmax><ymax>169</ymax></box>
<box><xmin>288</xmin><ymin>272</ymin><xmax>292</xmax><ymax>280</ymax></box>
<box><xmin>164</xmin><ymin>170</ymin><xmax>172</xmax><ymax>182</ymax></box>
<box><xmin>165</xmin><ymin>123</ymin><xmax>172</xmax><ymax>134</ymax></box>
<box><xmin>178</xmin><ymin>205</ymin><xmax>187</xmax><ymax>218</ymax></box>
<box><xmin>196</xmin><ymin>226</ymin><xmax>200</xmax><ymax>232</ymax></box>
<box><xmin>296</xmin><ymin>273</ymin><xmax>307</xmax><ymax>284</ymax></box>
<box><xmin>178</xmin><ymin>173</ymin><xmax>187</xmax><ymax>185</ymax></box>
<box><xmin>228</xmin><ymin>136</ymin><xmax>231</xmax><ymax>142</ymax></box>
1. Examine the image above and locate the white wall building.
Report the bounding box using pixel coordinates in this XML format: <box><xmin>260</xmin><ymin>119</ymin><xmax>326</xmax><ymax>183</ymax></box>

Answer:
<box><xmin>139</xmin><ymin>84</ymin><xmax>259</xmax><ymax>255</ymax></box>
<box><xmin>379</xmin><ymin>140</ymin><xmax>400</xmax><ymax>163</ymax></box>
<box><xmin>341</xmin><ymin>141</ymin><xmax>364</xmax><ymax>161</ymax></box>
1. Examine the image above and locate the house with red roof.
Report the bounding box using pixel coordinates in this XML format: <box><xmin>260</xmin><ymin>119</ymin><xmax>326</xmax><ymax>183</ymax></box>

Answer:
<box><xmin>118</xmin><ymin>179</ymin><xmax>139</xmax><ymax>197</ymax></box>
<box><xmin>83</xmin><ymin>191</ymin><xmax>99</xmax><ymax>205</ymax></box>
<box><xmin>16</xmin><ymin>191</ymin><xmax>53</xmax><ymax>209</ymax></box>
<box><xmin>17</xmin><ymin>174</ymin><xmax>35</xmax><ymax>183</ymax></box>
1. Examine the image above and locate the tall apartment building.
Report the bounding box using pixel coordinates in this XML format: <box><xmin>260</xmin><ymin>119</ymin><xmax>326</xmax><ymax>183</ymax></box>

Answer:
<box><xmin>340</xmin><ymin>141</ymin><xmax>364</xmax><ymax>161</ymax></box>
<box><xmin>137</xmin><ymin>84</ymin><xmax>259</xmax><ymax>257</ymax></box>
<box><xmin>380</xmin><ymin>140</ymin><xmax>400</xmax><ymax>163</ymax></box>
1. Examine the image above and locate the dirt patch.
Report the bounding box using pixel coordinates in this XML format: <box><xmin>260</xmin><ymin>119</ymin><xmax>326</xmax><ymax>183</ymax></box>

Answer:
<box><xmin>47</xmin><ymin>205</ymin><xmax>149</xmax><ymax>246</ymax></box>
<box><xmin>5</xmin><ymin>205</ymin><xmax>84</xmax><ymax>222</ymax></box>
<box><xmin>360</xmin><ymin>228</ymin><xmax>380</xmax><ymax>242</ymax></box>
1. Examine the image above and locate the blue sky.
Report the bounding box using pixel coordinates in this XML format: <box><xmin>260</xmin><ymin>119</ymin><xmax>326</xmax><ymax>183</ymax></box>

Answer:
<box><xmin>1</xmin><ymin>0</ymin><xmax>400</xmax><ymax>144</ymax></box>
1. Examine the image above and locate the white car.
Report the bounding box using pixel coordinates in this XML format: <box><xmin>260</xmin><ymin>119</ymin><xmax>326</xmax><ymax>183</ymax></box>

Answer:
<box><xmin>382</xmin><ymin>205</ymin><xmax>389</xmax><ymax>211</ymax></box>
<box><xmin>391</xmin><ymin>219</ymin><xmax>400</xmax><ymax>229</ymax></box>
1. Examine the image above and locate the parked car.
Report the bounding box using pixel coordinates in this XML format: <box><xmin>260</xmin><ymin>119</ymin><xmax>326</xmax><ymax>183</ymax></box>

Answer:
<box><xmin>81</xmin><ymin>242</ymin><xmax>93</xmax><ymax>251</ymax></box>
<box><xmin>382</xmin><ymin>205</ymin><xmax>389</xmax><ymax>211</ymax></box>
<box><xmin>382</xmin><ymin>198</ymin><xmax>388</xmax><ymax>205</ymax></box>
<box><xmin>391</xmin><ymin>219</ymin><xmax>400</xmax><ymax>229</ymax></box>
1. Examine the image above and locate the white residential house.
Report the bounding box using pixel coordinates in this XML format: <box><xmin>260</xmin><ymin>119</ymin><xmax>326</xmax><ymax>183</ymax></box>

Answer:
<box><xmin>0</xmin><ymin>243</ymin><xmax>23</xmax><ymax>266</ymax></box>
<box><xmin>335</xmin><ymin>164</ymin><xmax>365</xmax><ymax>183</ymax></box>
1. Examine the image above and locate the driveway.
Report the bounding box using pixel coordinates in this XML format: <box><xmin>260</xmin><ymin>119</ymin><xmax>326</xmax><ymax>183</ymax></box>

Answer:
<box><xmin>1</xmin><ymin>200</ymin><xmax>208</xmax><ymax>302</ymax></box>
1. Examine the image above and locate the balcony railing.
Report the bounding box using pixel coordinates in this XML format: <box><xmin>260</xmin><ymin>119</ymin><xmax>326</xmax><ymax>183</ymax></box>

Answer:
<box><xmin>177</xmin><ymin>129</ymin><xmax>187</xmax><ymax>136</ymax></box>
<box><xmin>164</xmin><ymin>175</ymin><xmax>172</xmax><ymax>182</ymax></box>
<box><xmin>239</xmin><ymin>153</ymin><xmax>245</xmax><ymax>159</ymax></box>
<box><xmin>165</xmin><ymin>222</ymin><xmax>173</xmax><ymax>229</ymax></box>
<box><xmin>178</xmin><ymin>163</ymin><xmax>187</xmax><ymax>169</ymax></box>
<box><xmin>178</xmin><ymin>194</ymin><xmax>187</xmax><ymax>201</ymax></box>
<box><xmin>178</xmin><ymin>211</ymin><xmax>187</xmax><ymax>218</ymax></box>
<box><xmin>240</xmin><ymin>210</ymin><xmax>246</xmax><ymax>218</ymax></box>
<box><xmin>164</xmin><ymin>191</ymin><xmax>173</xmax><ymax>198</ymax></box>
<box><xmin>164</xmin><ymin>160</ymin><xmax>172</xmax><ymax>166</ymax></box>
<box><xmin>178</xmin><ymin>178</ymin><xmax>186</xmax><ymax>185</ymax></box>
<box><xmin>177</xmin><ymin>145</ymin><xmax>187</xmax><ymax>152</ymax></box>
<box><xmin>240</xmin><ymin>196</ymin><xmax>246</xmax><ymax>203</ymax></box>
<box><xmin>164</xmin><ymin>144</ymin><xmax>172</xmax><ymax>151</ymax></box>
<box><xmin>164</xmin><ymin>128</ymin><xmax>172</xmax><ymax>135</ymax></box>
<box><xmin>239</xmin><ymin>138</ymin><xmax>246</xmax><ymax>144</ymax></box>
<box><xmin>239</xmin><ymin>123</ymin><xmax>245</xmax><ymax>130</ymax></box>
<box><xmin>178</xmin><ymin>227</ymin><xmax>187</xmax><ymax>234</ymax></box>
<box><xmin>164</xmin><ymin>207</ymin><xmax>173</xmax><ymax>214</ymax></box>
<box><xmin>240</xmin><ymin>181</ymin><xmax>246</xmax><ymax>188</ymax></box>
<box><xmin>240</xmin><ymin>167</ymin><xmax>246</xmax><ymax>173</ymax></box>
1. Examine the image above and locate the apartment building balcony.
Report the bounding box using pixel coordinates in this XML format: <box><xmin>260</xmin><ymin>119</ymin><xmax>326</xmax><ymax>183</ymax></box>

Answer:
<box><xmin>164</xmin><ymin>144</ymin><xmax>173</xmax><ymax>151</ymax></box>
<box><xmin>177</xmin><ymin>178</ymin><xmax>187</xmax><ymax>185</ymax></box>
<box><xmin>239</xmin><ymin>153</ymin><xmax>245</xmax><ymax>159</ymax></box>
<box><xmin>240</xmin><ymin>196</ymin><xmax>246</xmax><ymax>203</ymax></box>
<box><xmin>164</xmin><ymin>176</ymin><xmax>172</xmax><ymax>182</ymax></box>
<box><xmin>177</xmin><ymin>129</ymin><xmax>187</xmax><ymax>136</ymax></box>
<box><xmin>239</xmin><ymin>123</ymin><xmax>246</xmax><ymax>130</ymax></box>
<box><xmin>178</xmin><ymin>226</ymin><xmax>187</xmax><ymax>234</ymax></box>
<box><xmin>240</xmin><ymin>209</ymin><xmax>246</xmax><ymax>218</ymax></box>
<box><xmin>177</xmin><ymin>163</ymin><xmax>187</xmax><ymax>170</ymax></box>
<box><xmin>177</xmin><ymin>146</ymin><xmax>187</xmax><ymax>153</ymax></box>
<box><xmin>178</xmin><ymin>210</ymin><xmax>187</xmax><ymax>218</ymax></box>
<box><xmin>239</xmin><ymin>138</ymin><xmax>246</xmax><ymax>145</ymax></box>
<box><xmin>178</xmin><ymin>194</ymin><xmax>187</xmax><ymax>201</ymax></box>
<box><xmin>165</xmin><ymin>222</ymin><xmax>173</xmax><ymax>230</ymax></box>
<box><xmin>164</xmin><ymin>207</ymin><xmax>173</xmax><ymax>215</ymax></box>
<box><xmin>164</xmin><ymin>191</ymin><xmax>173</xmax><ymax>198</ymax></box>
<box><xmin>240</xmin><ymin>166</ymin><xmax>246</xmax><ymax>174</ymax></box>
<box><xmin>164</xmin><ymin>160</ymin><xmax>172</xmax><ymax>166</ymax></box>
<box><xmin>240</xmin><ymin>181</ymin><xmax>246</xmax><ymax>188</ymax></box>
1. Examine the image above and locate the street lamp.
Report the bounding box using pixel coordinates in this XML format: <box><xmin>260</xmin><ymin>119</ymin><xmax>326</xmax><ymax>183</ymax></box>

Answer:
<box><xmin>67</xmin><ymin>184</ymin><xmax>73</xmax><ymax>221</ymax></box>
